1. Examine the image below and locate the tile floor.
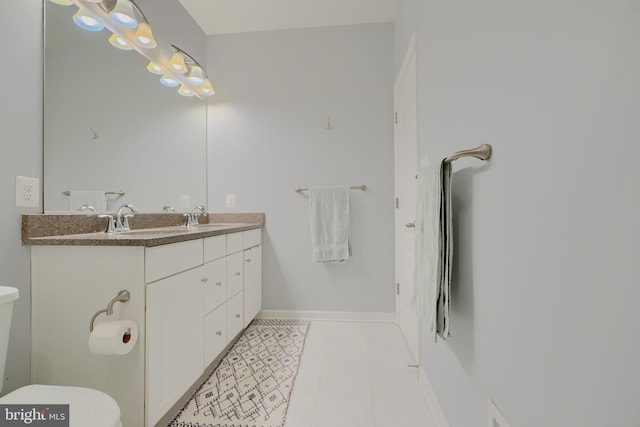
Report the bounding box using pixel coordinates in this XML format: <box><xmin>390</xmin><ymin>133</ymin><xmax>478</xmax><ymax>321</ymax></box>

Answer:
<box><xmin>285</xmin><ymin>320</ymin><xmax>438</xmax><ymax>427</ymax></box>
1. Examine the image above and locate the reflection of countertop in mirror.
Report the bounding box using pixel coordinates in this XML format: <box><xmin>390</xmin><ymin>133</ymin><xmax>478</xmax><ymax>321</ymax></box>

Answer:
<box><xmin>22</xmin><ymin>213</ymin><xmax>265</xmax><ymax>247</ymax></box>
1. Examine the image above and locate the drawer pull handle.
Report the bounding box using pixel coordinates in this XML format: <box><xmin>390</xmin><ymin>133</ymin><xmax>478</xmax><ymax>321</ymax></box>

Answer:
<box><xmin>246</xmin><ymin>258</ymin><xmax>251</xmax><ymax>263</ymax></box>
<box><xmin>201</xmin><ymin>277</ymin><xmax>209</xmax><ymax>283</ymax></box>
<box><xmin>216</xmin><ymin>330</ymin><xmax>222</xmax><ymax>336</ymax></box>
<box><xmin>235</xmin><ymin>314</ymin><xmax>241</xmax><ymax>318</ymax></box>
<box><xmin>235</xmin><ymin>272</ymin><xmax>241</xmax><ymax>276</ymax></box>
<box><xmin>216</xmin><ymin>281</ymin><xmax>222</xmax><ymax>287</ymax></box>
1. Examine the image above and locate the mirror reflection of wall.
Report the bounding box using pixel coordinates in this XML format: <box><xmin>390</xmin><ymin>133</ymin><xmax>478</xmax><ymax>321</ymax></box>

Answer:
<box><xmin>43</xmin><ymin>0</ymin><xmax>207</xmax><ymax>213</ymax></box>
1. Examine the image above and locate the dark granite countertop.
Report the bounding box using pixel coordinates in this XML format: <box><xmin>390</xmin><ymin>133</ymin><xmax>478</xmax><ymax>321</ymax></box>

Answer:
<box><xmin>22</xmin><ymin>213</ymin><xmax>264</xmax><ymax>247</ymax></box>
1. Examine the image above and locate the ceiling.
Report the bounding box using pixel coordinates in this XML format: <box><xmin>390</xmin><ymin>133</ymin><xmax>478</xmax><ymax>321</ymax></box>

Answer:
<box><xmin>178</xmin><ymin>0</ymin><xmax>400</xmax><ymax>35</ymax></box>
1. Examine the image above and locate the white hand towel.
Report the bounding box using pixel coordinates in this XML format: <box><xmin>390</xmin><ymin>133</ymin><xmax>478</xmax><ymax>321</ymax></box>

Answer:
<box><xmin>412</xmin><ymin>158</ymin><xmax>452</xmax><ymax>341</ymax></box>
<box><xmin>69</xmin><ymin>190</ymin><xmax>107</xmax><ymax>212</ymax></box>
<box><xmin>308</xmin><ymin>186</ymin><xmax>352</xmax><ymax>263</ymax></box>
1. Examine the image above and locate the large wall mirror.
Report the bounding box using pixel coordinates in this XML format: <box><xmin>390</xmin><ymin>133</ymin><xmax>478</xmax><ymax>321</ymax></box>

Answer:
<box><xmin>43</xmin><ymin>0</ymin><xmax>207</xmax><ymax>213</ymax></box>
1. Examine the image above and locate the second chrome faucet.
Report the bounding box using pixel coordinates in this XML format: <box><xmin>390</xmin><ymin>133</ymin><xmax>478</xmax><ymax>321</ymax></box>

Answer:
<box><xmin>185</xmin><ymin>205</ymin><xmax>207</xmax><ymax>228</ymax></box>
<box><xmin>99</xmin><ymin>203</ymin><xmax>138</xmax><ymax>233</ymax></box>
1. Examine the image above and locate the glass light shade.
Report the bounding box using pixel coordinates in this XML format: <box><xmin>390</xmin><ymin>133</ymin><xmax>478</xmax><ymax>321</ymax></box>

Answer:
<box><xmin>110</xmin><ymin>0</ymin><xmax>139</xmax><ymax>28</ymax></box>
<box><xmin>48</xmin><ymin>0</ymin><xmax>74</xmax><ymax>5</ymax></box>
<box><xmin>108</xmin><ymin>34</ymin><xmax>133</xmax><ymax>50</ymax></box>
<box><xmin>73</xmin><ymin>9</ymin><xmax>105</xmax><ymax>32</ymax></box>
<box><xmin>160</xmin><ymin>75</ymin><xmax>180</xmax><ymax>88</ymax></box>
<box><xmin>86</xmin><ymin>0</ymin><xmax>103</xmax><ymax>2</ymax></box>
<box><xmin>178</xmin><ymin>86</ymin><xmax>195</xmax><ymax>97</ymax></box>
<box><xmin>198</xmin><ymin>80</ymin><xmax>215</xmax><ymax>96</ymax></box>
<box><xmin>169</xmin><ymin>52</ymin><xmax>188</xmax><ymax>74</ymax></box>
<box><xmin>187</xmin><ymin>66</ymin><xmax>206</xmax><ymax>86</ymax></box>
<box><xmin>146</xmin><ymin>61</ymin><xmax>163</xmax><ymax>75</ymax></box>
<box><xmin>134</xmin><ymin>22</ymin><xmax>157</xmax><ymax>48</ymax></box>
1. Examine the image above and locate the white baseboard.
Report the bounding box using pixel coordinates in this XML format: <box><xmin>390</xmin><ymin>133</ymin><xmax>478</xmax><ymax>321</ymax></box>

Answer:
<box><xmin>418</xmin><ymin>365</ymin><xmax>450</xmax><ymax>427</ymax></box>
<box><xmin>257</xmin><ymin>309</ymin><xmax>395</xmax><ymax>323</ymax></box>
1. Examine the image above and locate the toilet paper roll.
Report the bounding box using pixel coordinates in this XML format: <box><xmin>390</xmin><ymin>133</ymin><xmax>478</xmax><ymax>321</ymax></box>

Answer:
<box><xmin>89</xmin><ymin>320</ymin><xmax>138</xmax><ymax>355</ymax></box>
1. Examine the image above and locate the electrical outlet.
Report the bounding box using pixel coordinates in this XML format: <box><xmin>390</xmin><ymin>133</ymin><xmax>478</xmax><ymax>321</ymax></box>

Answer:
<box><xmin>226</xmin><ymin>194</ymin><xmax>236</xmax><ymax>208</ymax></box>
<box><xmin>180</xmin><ymin>195</ymin><xmax>190</xmax><ymax>209</ymax></box>
<box><xmin>15</xmin><ymin>176</ymin><xmax>39</xmax><ymax>208</ymax></box>
<box><xmin>488</xmin><ymin>399</ymin><xmax>510</xmax><ymax>427</ymax></box>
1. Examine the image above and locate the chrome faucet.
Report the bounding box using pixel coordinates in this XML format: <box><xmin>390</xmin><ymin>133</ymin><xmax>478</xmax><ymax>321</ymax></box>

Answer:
<box><xmin>185</xmin><ymin>205</ymin><xmax>207</xmax><ymax>228</ymax></box>
<box><xmin>115</xmin><ymin>203</ymin><xmax>138</xmax><ymax>231</ymax></box>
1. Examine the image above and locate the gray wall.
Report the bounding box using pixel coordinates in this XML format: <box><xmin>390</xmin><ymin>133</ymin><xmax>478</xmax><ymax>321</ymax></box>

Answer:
<box><xmin>395</xmin><ymin>0</ymin><xmax>640</xmax><ymax>426</ymax></box>
<box><xmin>0</xmin><ymin>0</ymin><xmax>43</xmax><ymax>393</ymax></box>
<box><xmin>206</xmin><ymin>23</ymin><xmax>396</xmax><ymax>313</ymax></box>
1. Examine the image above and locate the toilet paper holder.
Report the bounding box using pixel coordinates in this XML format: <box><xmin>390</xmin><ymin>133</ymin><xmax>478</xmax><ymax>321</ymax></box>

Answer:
<box><xmin>89</xmin><ymin>290</ymin><xmax>131</xmax><ymax>332</ymax></box>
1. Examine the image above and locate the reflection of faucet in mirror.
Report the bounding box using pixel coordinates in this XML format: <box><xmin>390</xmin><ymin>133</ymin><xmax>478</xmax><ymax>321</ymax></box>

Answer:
<box><xmin>116</xmin><ymin>204</ymin><xmax>138</xmax><ymax>232</ymax></box>
<box><xmin>162</xmin><ymin>206</ymin><xmax>176</xmax><ymax>212</ymax></box>
<box><xmin>77</xmin><ymin>204</ymin><xmax>95</xmax><ymax>211</ymax></box>
<box><xmin>186</xmin><ymin>205</ymin><xmax>207</xmax><ymax>228</ymax></box>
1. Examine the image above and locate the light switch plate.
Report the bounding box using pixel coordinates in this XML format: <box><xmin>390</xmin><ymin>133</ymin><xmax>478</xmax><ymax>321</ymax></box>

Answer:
<box><xmin>15</xmin><ymin>176</ymin><xmax>39</xmax><ymax>208</ymax></box>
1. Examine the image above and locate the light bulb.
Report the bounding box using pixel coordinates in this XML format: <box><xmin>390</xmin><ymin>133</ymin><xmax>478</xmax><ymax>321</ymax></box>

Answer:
<box><xmin>108</xmin><ymin>34</ymin><xmax>133</xmax><ymax>50</ymax></box>
<box><xmin>169</xmin><ymin>51</ymin><xmax>187</xmax><ymax>74</ymax></box>
<box><xmin>178</xmin><ymin>86</ymin><xmax>195</xmax><ymax>97</ymax></box>
<box><xmin>187</xmin><ymin>66</ymin><xmax>206</xmax><ymax>86</ymax></box>
<box><xmin>110</xmin><ymin>0</ymin><xmax>138</xmax><ymax>28</ymax></box>
<box><xmin>198</xmin><ymin>80</ymin><xmax>215</xmax><ymax>96</ymax></box>
<box><xmin>73</xmin><ymin>8</ymin><xmax>104</xmax><ymax>32</ymax></box>
<box><xmin>134</xmin><ymin>22</ymin><xmax>157</xmax><ymax>48</ymax></box>
<box><xmin>160</xmin><ymin>75</ymin><xmax>180</xmax><ymax>88</ymax></box>
<box><xmin>147</xmin><ymin>61</ymin><xmax>163</xmax><ymax>75</ymax></box>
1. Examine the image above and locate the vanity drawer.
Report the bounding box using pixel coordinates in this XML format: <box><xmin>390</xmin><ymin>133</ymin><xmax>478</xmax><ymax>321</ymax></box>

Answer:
<box><xmin>204</xmin><ymin>235</ymin><xmax>226</xmax><ymax>263</ymax></box>
<box><xmin>243</xmin><ymin>228</ymin><xmax>261</xmax><ymax>249</ymax></box>
<box><xmin>203</xmin><ymin>258</ymin><xmax>226</xmax><ymax>314</ymax></box>
<box><xmin>226</xmin><ymin>252</ymin><xmax>244</xmax><ymax>298</ymax></box>
<box><xmin>204</xmin><ymin>304</ymin><xmax>227</xmax><ymax>368</ymax></box>
<box><xmin>145</xmin><ymin>240</ymin><xmax>203</xmax><ymax>283</ymax></box>
<box><xmin>226</xmin><ymin>291</ymin><xmax>244</xmax><ymax>343</ymax></box>
<box><xmin>226</xmin><ymin>232</ymin><xmax>243</xmax><ymax>255</ymax></box>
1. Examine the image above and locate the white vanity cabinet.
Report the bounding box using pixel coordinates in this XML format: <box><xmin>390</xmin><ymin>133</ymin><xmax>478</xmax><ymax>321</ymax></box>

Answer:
<box><xmin>30</xmin><ymin>227</ymin><xmax>262</xmax><ymax>427</ymax></box>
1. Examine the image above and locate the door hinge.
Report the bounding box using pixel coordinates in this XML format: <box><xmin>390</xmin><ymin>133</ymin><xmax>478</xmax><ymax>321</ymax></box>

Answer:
<box><xmin>396</xmin><ymin>283</ymin><xmax>400</xmax><ymax>295</ymax></box>
<box><xmin>395</xmin><ymin>197</ymin><xmax>399</xmax><ymax>209</ymax></box>
<box><xmin>394</xmin><ymin>112</ymin><xmax>398</xmax><ymax>124</ymax></box>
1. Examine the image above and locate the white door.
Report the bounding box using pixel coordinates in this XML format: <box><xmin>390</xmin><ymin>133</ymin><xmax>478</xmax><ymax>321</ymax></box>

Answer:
<box><xmin>394</xmin><ymin>35</ymin><xmax>420</xmax><ymax>362</ymax></box>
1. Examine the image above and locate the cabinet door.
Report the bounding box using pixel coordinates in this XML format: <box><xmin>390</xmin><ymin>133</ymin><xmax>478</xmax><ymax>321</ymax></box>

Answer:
<box><xmin>146</xmin><ymin>267</ymin><xmax>204</xmax><ymax>427</ymax></box>
<box><xmin>226</xmin><ymin>291</ymin><xmax>244</xmax><ymax>343</ymax></box>
<box><xmin>204</xmin><ymin>304</ymin><xmax>227</xmax><ymax>368</ymax></box>
<box><xmin>243</xmin><ymin>245</ymin><xmax>262</xmax><ymax>327</ymax></box>
<box><xmin>227</xmin><ymin>251</ymin><xmax>243</xmax><ymax>298</ymax></box>
<box><xmin>203</xmin><ymin>258</ymin><xmax>226</xmax><ymax>315</ymax></box>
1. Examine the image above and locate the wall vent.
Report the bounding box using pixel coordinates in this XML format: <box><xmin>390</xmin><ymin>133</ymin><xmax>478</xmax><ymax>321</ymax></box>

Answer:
<box><xmin>488</xmin><ymin>399</ymin><xmax>511</xmax><ymax>427</ymax></box>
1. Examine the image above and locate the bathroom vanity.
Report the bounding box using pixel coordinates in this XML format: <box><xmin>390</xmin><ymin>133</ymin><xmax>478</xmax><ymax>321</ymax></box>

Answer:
<box><xmin>24</xmin><ymin>214</ymin><xmax>263</xmax><ymax>427</ymax></box>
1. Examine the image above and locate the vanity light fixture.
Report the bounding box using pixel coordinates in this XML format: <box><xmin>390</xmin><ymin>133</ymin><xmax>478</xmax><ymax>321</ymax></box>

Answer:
<box><xmin>178</xmin><ymin>86</ymin><xmax>194</xmax><ymax>97</ymax></box>
<box><xmin>160</xmin><ymin>75</ymin><xmax>180</xmax><ymax>88</ymax></box>
<box><xmin>169</xmin><ymin>45</ymin><xmax>216</xmax><ymax>97</ymax></box>
<box><xmin>72</xmin><ymin>8</ymin><xmax>104</xmax><ymax>31</ymax></box>
<box><xmin>146</xmin><ymin>61</ymin><xmax>163</xmax><ymax>75</ymax></box>
<box><xmin>109</xmin><ymin>0</ymin><xmax>138</xmax><ymax>28</ymax></box>
<box><xmin>169</xmin><ymin>51</ymin><xmax>188</xmax><ymax>74</ymax></box>
<box><xmin>108</xmin><ymin>33</ymin><xmax>133</xmax><ymax>50</ymax></box>
<box><xmin>48</xmin><ymin>0</ymin><xmax>214</xmax><ymax>99</ymax></box>
<box><xmin>187</xmin><ymin>66</ymin><xmax>206</xmax><ymax>86</ymax></box>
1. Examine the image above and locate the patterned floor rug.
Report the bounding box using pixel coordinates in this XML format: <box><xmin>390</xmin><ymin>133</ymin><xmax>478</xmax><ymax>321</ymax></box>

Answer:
<box><xmin>168</xmin><ymin>318</ymin><xmax>310</xmax><ymax>427</ymax></box>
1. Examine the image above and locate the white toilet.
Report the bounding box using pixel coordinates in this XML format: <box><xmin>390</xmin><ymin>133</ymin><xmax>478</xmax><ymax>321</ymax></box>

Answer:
<box><xmin>0</xmin><ymin>286</ymin><xmax>122</xmax><ymax>427</ymax></box>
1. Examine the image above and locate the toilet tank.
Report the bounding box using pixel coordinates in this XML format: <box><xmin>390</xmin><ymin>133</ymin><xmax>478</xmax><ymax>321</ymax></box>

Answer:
<box><xmin>0</xmin><ymin>287</ymin><xmax>19</xmax><ymax>393</ymax></box>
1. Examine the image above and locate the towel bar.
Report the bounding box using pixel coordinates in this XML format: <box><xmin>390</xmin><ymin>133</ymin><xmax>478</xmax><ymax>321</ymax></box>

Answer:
<box><xmin>62</xmin><ymin>190</ymin><xmax>126</xmax><ymax>197</ymax></box>
<box><xmin>295</xmin><ymin>185</ymin><xmax>366</xmax><ymax>193</ymax></box>
<box><xmin>445</xmin><ymin>144</ymin><xmax>492</xmax><ymax>163</ymax></box>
